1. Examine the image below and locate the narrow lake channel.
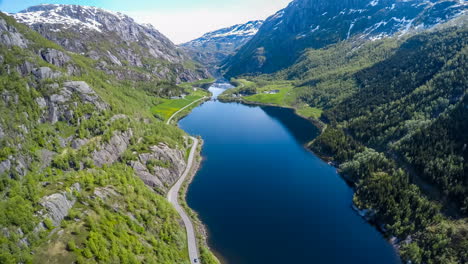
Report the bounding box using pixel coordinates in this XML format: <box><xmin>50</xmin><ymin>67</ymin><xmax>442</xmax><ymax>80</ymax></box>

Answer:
<box><xmin>179</xmin><ymin>83</ymin><xmax>401</xmax><ymax>264</ymax></box>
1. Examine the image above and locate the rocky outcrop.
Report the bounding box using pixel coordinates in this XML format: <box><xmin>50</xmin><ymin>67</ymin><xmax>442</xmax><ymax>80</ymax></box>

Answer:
<box><xmin>39</xmin><ymin>183</ymin><xmax>81</xmax><ymax>226</ymax></box>
<box><xmin>0</xmin><ymin>159</ymin><xmax>11</xmax><ymax>175</ymax></box>
<box><xmin>92</xmin><ymin>130</ymin><xmax>133</xmax><ymax>167</ymax></box>
<box><xmin>37</xmin><ymin>81</ymin><xmax>108</xmax><ymax>124</ymax></box>
<box><xmin>0</xmin><ymin>17</ymin><xmax>28</xmax><ymax>48</ymax></box>
<box><xmin>63</xmin><ymin>81</ymin><xmax>108</xmax><ymax>110</ymax></box>
<box><xmin>93</xmin><ymin>186</ymin><xmax>119</xmax><ymax>201</ymax></box>
<box><xmin>32</xmin><ymin>66</ymin><xmax>62</xmax><ymax>81</ymax></box>
<box><xmin>16</xmin><ymin>61</ymin><xmax>34</xmax><ymax>76</ymax></box>
<box><xmin>131</xmin><ymin>143</ymin><xmax>186</xmax><ymax>191</ymax></box>
<box><xmin>40</xmin><ymin>48</ymin><xmax>71</xmax><ymax>67</ymax></box>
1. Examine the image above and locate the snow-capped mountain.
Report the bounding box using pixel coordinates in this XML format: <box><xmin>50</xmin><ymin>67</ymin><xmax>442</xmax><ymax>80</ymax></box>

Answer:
<box><xmin>181</xmin><ymin>20</ymin><xmax>263</xmax><ymax>76</ymax></box>
<box><xmin>184</xmin><ymin>20</ymin><xmax>264</xmax><ymax>48</ymax></box>
<box><xmin>13</xmin><ymin>4</ymin><xmax>209</xmax><ymax>83</ymax></box>
<box><xmin>222</xmin><ymin>0</ymin><xmax>467</xmax><ymax>77</ymax></box>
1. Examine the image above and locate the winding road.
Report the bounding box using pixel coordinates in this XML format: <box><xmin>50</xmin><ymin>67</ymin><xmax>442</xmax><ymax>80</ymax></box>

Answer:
<box><xmin>167</xmin><ymin>136</ymin><xmax>199</xmax><ymax>264</ymax></box>
<box><xmin>166</xmin><ymin>104</ymin><xmax>202</xmax><ymax>263</ymax></box>
<box><xmin>167</xmin><ymin>96</ymin><xmax>207</xmax><ymax>125</ymax></box>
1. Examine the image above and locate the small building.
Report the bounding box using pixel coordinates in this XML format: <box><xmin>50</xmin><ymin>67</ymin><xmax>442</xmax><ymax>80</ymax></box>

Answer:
<box><xmin>264</xmin><ymin>90</ymin><xmax>280</xmax><ymax>94</ymax></box>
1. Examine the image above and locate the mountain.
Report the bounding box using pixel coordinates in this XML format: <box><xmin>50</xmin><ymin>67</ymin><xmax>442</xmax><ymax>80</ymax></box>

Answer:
<box><xmin>13</xmin><ymin>4</ymin><xmax>210</xmax><ymax>83</ymax></box>
<box><xmin>181</xmin><ymin>20</ymin><xmax>263</xmax><ymax>76</ymax></box>
<box><xmin>0</xmin><ymin>11</ymin><xmax>217</xmax><ymax>263</ymax></box>
<box><xmin>222</xmin><ymin>0</ymin><xmax>467</xmax><ymax>77</ymax></box>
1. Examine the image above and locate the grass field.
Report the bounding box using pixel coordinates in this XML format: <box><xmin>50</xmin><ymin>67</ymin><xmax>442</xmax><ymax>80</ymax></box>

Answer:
<box><xmin>151</xmin><ymin>90</ymin><xmax>208</xmax><ymax>121</ymax></box>
<box><xmin>243</xmin><ymin>82</ymin><xmax>294</xmax><ymax>106</ymax></box>
<box><xmin>296</xmin><ymin>105</ymin><xmax>323</xmax><ymax>119</ymax></box>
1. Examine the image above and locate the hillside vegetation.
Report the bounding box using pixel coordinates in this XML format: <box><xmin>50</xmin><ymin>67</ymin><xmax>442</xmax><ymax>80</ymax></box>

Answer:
<box><xmin>0</xmin><ymin>13</ymin><xmax>212</xmax><ymax>263</ymax></box>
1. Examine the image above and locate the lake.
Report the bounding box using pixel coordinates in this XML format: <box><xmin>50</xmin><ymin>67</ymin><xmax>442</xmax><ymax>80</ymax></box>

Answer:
<box><xmin>179</xmin><ymin>82</ymin><xmax>401</xmax><ymax>264</ymax></box>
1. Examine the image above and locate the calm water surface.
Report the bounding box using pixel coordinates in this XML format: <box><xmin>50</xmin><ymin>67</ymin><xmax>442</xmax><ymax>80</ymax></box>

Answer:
<box><xmin>179</xmin><ymin>83</ymin><xmax>401</xmax><ymax>264</ymax></box>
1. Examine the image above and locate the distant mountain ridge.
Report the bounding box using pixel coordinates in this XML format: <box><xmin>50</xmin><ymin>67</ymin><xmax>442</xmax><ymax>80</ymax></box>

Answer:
<box><xmin>222</xmin><ymin>0</ymin><xmax>468</xmax><ymax>77</ymax></box>
<box><xmin>13</xmin><ymin>4</ymin><xmax>210</xmax><ymax>83</ymax></box>
<box><xmin>181</xmin><ymin>20</ymin><xmax>263</xmax><ymax>76</ymax></box>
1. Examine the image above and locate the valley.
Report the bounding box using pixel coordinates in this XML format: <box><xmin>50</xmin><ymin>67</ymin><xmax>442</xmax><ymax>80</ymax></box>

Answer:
<box><xmin>0</xmin><ymin>0</ymin><xmax>467</xmax><ymax>264</ymax></box>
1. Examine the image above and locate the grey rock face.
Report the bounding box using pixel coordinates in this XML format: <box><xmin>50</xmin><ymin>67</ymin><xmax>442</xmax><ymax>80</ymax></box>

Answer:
<box><xmin>39</xmin><ymin>183</ymin><xmax>81</xmax><ymax>226</ymax></box>
<box><xmin>16</xmin><ymin>61</ymin><xmax>34</xmax><ymax>76</ymax></box>
<box><xmin>32</xmin><ymin>67</ymin><xmax>62</xmax><ymax>81</ymax></box>
<box><xmin>63</xmin><ymin>81</ymin><xmax>108</xmax><ymax>110</ymax></box>
<box><xmin>131</xmin><ymin>161</ymin><xmax>164</xmax><ymax>189</ymax></box>
<box><xmin>106</xmin><ymin>51</ymin><xmax>122</xmax><ymax>66</ymax></box>
<box><xmin>131</xmin><ymin>143</ymin><xmax>186</xmax><ymax>191</ymax></box>
<box><xmin>71</xmin><ymin>138</ymin><xmax>89</xmax><ymax>149</ymax></box>
<box><xmin>0</xmin><ymin>17</ymin><xmax>28</xmax><ymax>48</ymax></box>
<box><xmin>0</xmin><ymin>159</ymin><xmax>11</xmax><ymax>175</ymax></box>
<box><xmin>40</xmin><ymin>48</ymin><xmax>71</xmax><ymax>67</ymax></box>
<box><xmin>37</xmin><ymin>81</ymin><xmax>108</xmax><ymax>124</ymax></box>
<box><xmin>92</xmin><ymin>130</ymin><xmax>133</xmax><ymax>167</ymax></box>
<box><xmin>93</xmin><ymin>186</ymin><xmax>119</xmax><ymax>200</ymax></box>
<box><xmin>35</xmin><ymin>97</ymin><xmax>47</xmax><ymax>108</ymax></box>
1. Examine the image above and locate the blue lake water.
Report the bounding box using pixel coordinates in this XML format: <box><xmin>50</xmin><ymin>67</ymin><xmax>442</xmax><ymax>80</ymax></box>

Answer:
<box><xmin>179</xmin><ymin>83</ymin><xmax>401</xmax><ymax>264</ymax></box>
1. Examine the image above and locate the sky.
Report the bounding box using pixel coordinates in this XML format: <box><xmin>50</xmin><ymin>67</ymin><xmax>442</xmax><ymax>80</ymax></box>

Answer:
<box><xmin>0</xmin><ymin>0</ymin><xmax>292</xmax><ymax>43</ymax></box>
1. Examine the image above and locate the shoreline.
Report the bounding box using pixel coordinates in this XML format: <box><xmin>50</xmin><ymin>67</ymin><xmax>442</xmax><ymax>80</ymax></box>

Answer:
<box><xmin>218</xmin><ymin>96</ymin><xmax>326</xmax><ymax>131</ymax></box>
<box><xmin>166</xmin><ymin>96</ymin><xmax>210</xmax><ymax>125</ymax></box>
<box><xmin>177</xmin><ymin>138</ymin><xmax>224</xmax><ymax>264</ymax></box>
<box><xmin>218</xmin><ymin>94</ymin><xmax>402</xmax><ymax>256</ymax></box>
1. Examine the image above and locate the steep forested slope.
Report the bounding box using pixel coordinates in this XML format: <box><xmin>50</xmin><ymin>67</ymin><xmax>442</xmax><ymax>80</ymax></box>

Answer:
<box><xmin>0</xmin><ymin>12</ymin><xmax>209</xmax><ymax>263</ymax></box>
<box><xmin>312</xmin><ymin>26</ymin><xmax>468</xmax><ymax>264</ymax></box>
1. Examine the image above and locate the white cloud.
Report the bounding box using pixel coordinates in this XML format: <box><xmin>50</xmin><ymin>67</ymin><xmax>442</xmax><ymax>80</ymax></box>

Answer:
<box><xmin>124</xmin><ymin>0</ymin><xmax>292</xmax><ymax>44</ymax></box>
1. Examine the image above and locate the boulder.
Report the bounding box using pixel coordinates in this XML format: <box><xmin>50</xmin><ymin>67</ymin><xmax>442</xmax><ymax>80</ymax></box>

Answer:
<box><xmin>131</xmin><ymin>143</ymin><xmax>187</xmax><ymax>192</ymax></box>
<box><xmin>93</xmin><ymin>186</ymin><xmax>119</xmax><ymax>200</ymax></box>
<box><xmin>35</xmin><ymin>97</ymin><xmax>47</xmax><ymax>109</ymax></box>
<box><xmin>106</xmin><ymin>51</ymin><xmax>122</xmax><ymax>66</ymax></box>
<box><xmin>63</xmin><ymin>81</ymin><xmax>108</xmax><ymax>110</ymax></box>
<box><xmin>71</xmin><ymin>138</ymin><xmax>89</xmax><ymax>149</ymax></box>
<box><xmin>0</xmin><ymin>159</ymin><xmax>11</xmax><ymax>175</ymax></box>
<box><xmin>39</xmin><ymin>183</ymin><xmax>81</xmax><ymax>227</ymax></box>
<box><xmin>40</xmin><ymin>48</ymin><xmax>71</xmax><ymax>67</ymax></box>
<box><xmin>0</xmin><ymin>18</ymin><xmax>28</xmax><ymax>48</ymax></box>
<box><xmin>32</xmin><ymin>67</ymin><xmax>61</xmax><ymax>81</ymax></box>
<box><xmin>16</xmin><ymin>61</ymin><xmax>34</xmax><ymax>76</ymax></box>
<box><xmin>131</xmin><ymin>160</ymin><xmax>164</xmax><ymax>189</ymax></box>
<box><xmin>92</xmin><ymin>130</ymin><xmax>133</xmax><ymax>167</ymax></box>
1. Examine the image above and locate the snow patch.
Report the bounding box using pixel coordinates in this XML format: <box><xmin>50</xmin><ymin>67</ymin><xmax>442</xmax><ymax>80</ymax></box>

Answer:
<box><xmin>369</xmin><ymin>0</ymin><xmax>379</xmax><ymax>7</ymax></box>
